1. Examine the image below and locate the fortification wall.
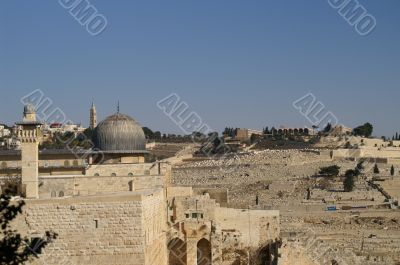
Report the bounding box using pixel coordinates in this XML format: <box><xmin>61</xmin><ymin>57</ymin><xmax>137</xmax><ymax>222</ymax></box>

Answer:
<box><xmin>15</xmin><ymin>193</ymin><xmax>158</xmax><ymax>265</ymax></box>
<box><xmin>38</xmin><ymin>175</ymin><xmax>164</xmax><ymax>199</ymax></box>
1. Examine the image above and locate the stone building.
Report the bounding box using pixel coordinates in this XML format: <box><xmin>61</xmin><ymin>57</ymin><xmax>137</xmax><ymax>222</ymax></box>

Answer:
<box><xmin>0</xmin><ymin>105</ymin><xmax>280</xmax><ymax>265</ymax></box>
<box><xmin>235</xmin><ymin>128</ymin><xmax>263</xmax><ymax>141</ymax></box>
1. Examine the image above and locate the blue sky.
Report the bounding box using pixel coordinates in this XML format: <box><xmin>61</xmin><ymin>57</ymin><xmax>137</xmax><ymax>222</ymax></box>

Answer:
<box><xmin>1</xmin><ymin>1</ymin><xmax>399</xmax><ymax>137</ymax></box>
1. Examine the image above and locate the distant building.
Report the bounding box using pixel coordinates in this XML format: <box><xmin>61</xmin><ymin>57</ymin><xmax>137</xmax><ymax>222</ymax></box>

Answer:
<box><xmin>235</xmin><ymin>128</ymin><xmax>263</xmax><ymax>141</ymax></box>
<box><xmin>0</xmin><ymin>125</ymin><xmax>11</xmax><ymax>138</ymax></box>
<box><xmin>270</xmin><ymin>127</ymin><xmax>311</xmax><ymax>136</ymax></box>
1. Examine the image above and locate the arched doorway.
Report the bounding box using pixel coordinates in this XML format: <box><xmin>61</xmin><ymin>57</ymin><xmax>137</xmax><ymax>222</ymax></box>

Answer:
<box><xmin>197</xmin><ymin>238</ymin><xmax>211</xmax><ymax>265</ymax></box>
<box><xmin>257</xmin><ymin>242</ymin><xmax>279</xmax><ymax>265</ymax></box>
<box><xmin>168</xmin><ymin>238</ymin><xmax>187</xmax><ymax>265</ymax></box>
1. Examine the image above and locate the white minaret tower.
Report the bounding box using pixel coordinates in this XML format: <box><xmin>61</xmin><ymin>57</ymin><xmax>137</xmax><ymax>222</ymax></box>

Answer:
<box><xmin>90</xmin><ymin>100</ymin><xmax>97</xmax><ymax>129</ymax></box>
<box><xmin>17</xmin><ymin>104</ymin><xmax>42</xmax><ymax>199</ymax></box>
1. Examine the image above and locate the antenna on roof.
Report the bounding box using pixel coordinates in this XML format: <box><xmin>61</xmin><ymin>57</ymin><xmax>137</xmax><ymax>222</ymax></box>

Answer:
<box><xmin>117</xmin><ymin>101</ymin><xmax>120</xmax><ymax>113</ymax></box>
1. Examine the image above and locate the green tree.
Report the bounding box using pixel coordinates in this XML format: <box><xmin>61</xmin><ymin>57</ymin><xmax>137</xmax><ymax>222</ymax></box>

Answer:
<box><xmin>391</xmin><ymin>165</ymin><xmax>395</xmax><ymax>176</ymax></box>
<box><xmin>250</xmin><ymin>133</ymin><xmax>260</xmax><ymax>143</ymax></box>
<box><xmin>353</xmin><ymin>123</ymin><xmax>373</xmax><ymax>137</ymax></box>
<box><xmin>323</xmin><ymin>123</ymin><xmax>332</xmax><ymax>133</ymax></box>
<box><xmin>153</xmin><ymin>131</ymin><xmax>161</xmax><ymax>140</ymax></box>
<box><xmin>373</xmin><ymin>164</ymin><xmax>380</xmax><ymax>174</ymax></box>
<box><xmin>0</xmin><ymin>193</ymin><xmax>57</xmax><ymax>264</ymax></box>
<box><xmin>343</xmin><ymin>170</ymin><xmax>356</xmax><ymax>192</ymax></box>
<box><xmin>142</xmin><ymin>127</ymin><xmax>154</xmax><ymax>139</ymax></box>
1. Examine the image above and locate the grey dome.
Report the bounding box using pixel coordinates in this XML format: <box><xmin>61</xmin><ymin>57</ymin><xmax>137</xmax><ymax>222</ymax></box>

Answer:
<box><xmin>93</xmin><ymin>113</ymin><xmax>146</xmax><ymax>152</ymax></box>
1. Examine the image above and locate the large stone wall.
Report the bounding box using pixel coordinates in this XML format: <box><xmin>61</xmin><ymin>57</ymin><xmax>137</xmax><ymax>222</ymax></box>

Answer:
<box><xmin>85</xmin><ymin>162</ymin><xmax>168</xmax><ymax>177</ymax></box>
<box><xmin>14</xmin><ymin>191</ymin><xmax>168</xmax><ymax>265</ymax></box>
<box><xmin>38</xmin><ymin>175</ymin><xmax>164</xmax><ymax>199</ymax></box>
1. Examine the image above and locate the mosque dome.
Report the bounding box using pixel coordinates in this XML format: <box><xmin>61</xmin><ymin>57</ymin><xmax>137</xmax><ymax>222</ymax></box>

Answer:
<box><xmin>93</xmin><ymin>113</ymin><xmax>146</xmax><ymax>152</ymax></box>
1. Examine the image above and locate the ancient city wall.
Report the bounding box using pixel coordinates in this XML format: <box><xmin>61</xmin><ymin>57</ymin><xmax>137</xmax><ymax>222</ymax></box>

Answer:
<box><xmin>38</xmin><ymin>174</ymin><xmax>164</xmax><ymax>198</ymax></box>
<box><xmin>85</xmin><ymin>162</ymin><xmax>165</xmax><ymax>176</ymax></box>
<box><xmin>16</xmin><ymin>193</ymin><xmax>153</xmax><ymax>265</ymax></box>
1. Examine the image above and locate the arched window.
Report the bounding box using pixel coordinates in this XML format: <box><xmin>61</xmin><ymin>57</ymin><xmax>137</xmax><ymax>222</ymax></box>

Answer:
<box><xmin>111</xmin><ymin>173</ymin><xmax>117</xmax><ymax>177</ymax></box>
<box><xmin>0</xmin><ymin>162</ymin><xmax>7</xmax><ymax>169</ymax></box>
<box><xmin>59</xmin><ymin>191</ymin><xmax>64</xmax><ymax>197</ymax></box>
<box><xmin>94</xmin><ymin>173</ymin><xmax>100</xmax><ymax>176</ymax></box>
<box><xmin>128</xmin><ymin>173</ymin><xmax>134</xmax><ymax>176</ymax></box>
<box><xmin>64</xmin><ymin>160</ymin><xmax>70</xmax><ymax>167</ymax></box>
<box><xmin>73</xmin><ymin>160</ymin><xmax>79</xmax><ymax>166</ymax></box>
<box><xmin>51</xmin><ymin>191</ymin><xmax>56</xmax><ymax>198</ymax></box>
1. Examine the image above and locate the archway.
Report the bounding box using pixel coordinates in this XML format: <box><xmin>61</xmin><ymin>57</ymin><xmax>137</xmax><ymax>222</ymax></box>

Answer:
<box><xmin>197</xmin><ymin>238</ymin><xmax>211</xmax><ymax>265</ymax></box>
<box><xmin>168</xmin><ymin>238</ymin><xmax>187</xmax><ymax>265</ymax></box>
<box><xmin>256</xmin><ymin>241</ymin><xmax>279</xmax><ymax>265</ymax></box>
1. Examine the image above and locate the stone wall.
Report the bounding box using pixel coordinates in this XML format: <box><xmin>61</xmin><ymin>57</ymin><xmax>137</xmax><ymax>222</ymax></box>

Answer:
<box><xmin>12</xmin><ymin>190</ymin><xmax>169</xmax><ymax>265</ymax></box>
<box><xmin>214</xmin><ymin>208</ymin><xmax>280</xmax><ymax>248</ymax></box>
<box><xmin>142</xmin><ymin>189</ymin><xmax>168</xmax><ymax>265</ymax></box>
<box><xmin>38</xmin><ymin>175</ymin><xmax>164</xmax><ymax>199</ymax></box>
<box><xmin>193</xmin><ymin>188</ymin><xmax>229</xmax><ymax>207</ymax></box>
<box><xmin>332</xmin><ymin>147</ymin><xmax>400</xmax><ymax>160</ymax></box>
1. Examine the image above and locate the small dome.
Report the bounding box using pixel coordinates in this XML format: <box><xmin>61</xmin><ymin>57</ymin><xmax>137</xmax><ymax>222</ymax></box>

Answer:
<box><xmin>93</xmin><ymin>113</ymin><xmax>146</xmax><ymax>152</ymax></box>
<box><xmin>24</xmin><ymin>104</ymin><xmax>35</xmax><ymax>114</ymax></box>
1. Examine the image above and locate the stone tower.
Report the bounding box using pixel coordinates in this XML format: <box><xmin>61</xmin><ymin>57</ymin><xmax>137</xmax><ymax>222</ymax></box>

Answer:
<box><xmin>90</xmin><ymin>101</ymin><xmax>97</xmax><ymax>129</ymax></box>
<box><xmin>17</xmin><ymin>104</ymin><xmax>42</xmax><ymax>199</ymax></box>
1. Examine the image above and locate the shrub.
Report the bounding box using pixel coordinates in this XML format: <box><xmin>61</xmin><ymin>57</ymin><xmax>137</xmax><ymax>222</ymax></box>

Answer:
<box><xmin>319</xmin><ymin>165</ymin><xmax>340</xmax><ymax>177</ymax></box>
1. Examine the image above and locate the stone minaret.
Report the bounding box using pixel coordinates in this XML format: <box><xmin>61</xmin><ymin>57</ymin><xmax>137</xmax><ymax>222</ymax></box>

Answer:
<box><xmin>17</xmin><ymin>104</ymin><xmax>42</xmax><ymax>199</ymax></box>
<box><xmin>90</xmin><ymin>101</ymin><xmax>97</xmax><ymax>129</ymax></box>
